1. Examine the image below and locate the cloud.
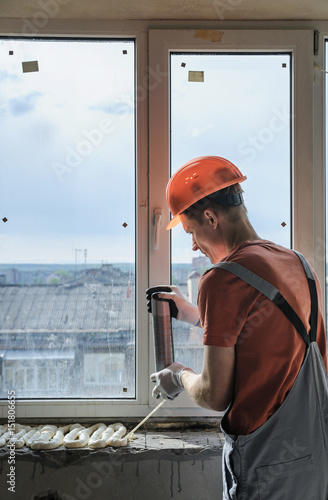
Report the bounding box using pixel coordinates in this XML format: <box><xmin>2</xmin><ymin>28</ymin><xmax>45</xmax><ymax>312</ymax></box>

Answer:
<box><xmin>187</xmin><ymin>123</ymin><xmax>213</xmax><ymax>138</ymax></box>
<box><xmin>91</xmin><ymin>101</ymin><xmax>133</xmax><ymax>116</ymax></box>
<box><xmin>9</xmin><ymin>91</ymin><xmax>42</xmax><ymax>116</ymax></box>
<box><xmin>0</xmin><ymin>70</ymin><xmax>19</xmax><ymax>82</ymax></box>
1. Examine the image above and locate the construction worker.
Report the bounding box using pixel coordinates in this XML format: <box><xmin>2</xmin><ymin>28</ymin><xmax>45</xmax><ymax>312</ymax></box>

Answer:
<box><xmin>148</xmin><ymin>156</ymin><xmax>328</xmax><ymax>500</ymax></box>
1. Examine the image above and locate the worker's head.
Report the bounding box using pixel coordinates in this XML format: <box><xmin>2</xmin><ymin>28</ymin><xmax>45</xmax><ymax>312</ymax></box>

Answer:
<box><xmin>166</xmin><ymin>156</ymin><xmax>247</xmax><ymax>231</ymax></box>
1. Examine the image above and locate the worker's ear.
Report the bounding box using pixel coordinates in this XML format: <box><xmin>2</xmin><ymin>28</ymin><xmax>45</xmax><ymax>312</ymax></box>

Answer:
<box><xmin>204</xmin><ymin>209</ymin><xmax>219</xmax><ymax>229</ymax></box>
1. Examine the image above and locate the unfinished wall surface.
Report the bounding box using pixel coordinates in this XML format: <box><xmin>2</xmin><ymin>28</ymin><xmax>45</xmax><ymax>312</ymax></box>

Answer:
<box><xmin>0</xmin><ymin>430</ymin><xmax>223</xmax><ymax>500</ymax></box>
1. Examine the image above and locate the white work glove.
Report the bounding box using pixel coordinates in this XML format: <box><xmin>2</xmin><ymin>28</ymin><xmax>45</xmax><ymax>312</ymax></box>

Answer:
<box><xmin>146</xmin><ymin>285</ymin><xmax>200</xmax><ymax>326</ymax></box>
<box><xmin>150</xmin><ymin>362</ymin><xmax>187</xmax><ymax>400</ymax></box>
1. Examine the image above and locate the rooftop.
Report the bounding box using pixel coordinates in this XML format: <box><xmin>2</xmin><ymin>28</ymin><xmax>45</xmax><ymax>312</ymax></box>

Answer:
<box><xmin>0</xmin><ymin>283</ymin><xmax>135</xmax><ymax>332</ymax></box>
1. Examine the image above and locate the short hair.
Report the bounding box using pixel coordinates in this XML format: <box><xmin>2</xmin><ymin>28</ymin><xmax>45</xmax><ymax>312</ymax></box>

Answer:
<box><xmin>182</xmin><ymin>183</ymin><xmax>247</xmax><ymax>223</ymax></box>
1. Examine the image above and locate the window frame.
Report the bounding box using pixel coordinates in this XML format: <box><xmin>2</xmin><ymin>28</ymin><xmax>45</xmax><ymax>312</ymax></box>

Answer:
<box><xmin>315</xmin><ymin>31</ymin><xmax>328</xmax><ymax>326</ymax></box>
<box><xmin>148</xmin><ymin>29</ymin><xmax>318</xmax><ymax>410</ymax></box>
<box><xmin>0</xmin><ymin>21</ymin><xmax>325</xmax><ymax>420</ymax></box>
<box><xmin>0</xmin><ymin>28</ymin><xmax>151</xmax><ymax>420</ymax></box>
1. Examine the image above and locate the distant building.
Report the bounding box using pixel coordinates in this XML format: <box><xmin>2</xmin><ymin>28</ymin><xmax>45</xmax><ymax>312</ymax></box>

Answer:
<box><xmin>0</xmin><ymin>281</ymin><xmax>135</xmax><ymax>399</ymax></box>
<box><xmin>192</xmin><ymin>255</ymin><xmax>211</xmax><ymax>272</ymax></box>
<box><xmin>187</xmin><ymin>270</ymin><xmax>200</xmax><ymax>305</ymax></box>
<box><xmin>0</xmin><ymin>263</ymin><xmax>204</xmax><ymax>398</ymax></box>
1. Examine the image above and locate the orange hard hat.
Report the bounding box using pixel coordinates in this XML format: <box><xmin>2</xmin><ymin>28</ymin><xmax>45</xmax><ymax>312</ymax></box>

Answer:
<box><xmin>166</xmin><ymin>156</ymin><xmax>247</xmax><ymax>230</ymax></box>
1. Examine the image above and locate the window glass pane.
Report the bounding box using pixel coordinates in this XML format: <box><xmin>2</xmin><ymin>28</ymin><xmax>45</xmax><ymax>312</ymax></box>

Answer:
<box><xmin>0</xmin><ymin>38</ymin><xmax>135</xmax><ymax>399</ymax></box>
<box><xmin>170</xmin><ymin>53</ymin><xmax>291</xmax><ymax>373</ymax></box>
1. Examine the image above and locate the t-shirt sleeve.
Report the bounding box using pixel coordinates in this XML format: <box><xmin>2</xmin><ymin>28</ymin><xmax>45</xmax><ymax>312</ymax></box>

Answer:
<box><xmin>198</xmin><ymin>268</ymin><xmax>261</xmax><ymax>347</ymax></box>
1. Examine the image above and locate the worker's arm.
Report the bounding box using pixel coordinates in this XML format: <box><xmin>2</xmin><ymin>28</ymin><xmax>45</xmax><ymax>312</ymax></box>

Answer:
<box><xmin>150</xmin><ymin>345</ymin><xmax>235</xmax><ymax>411</ymax></box>
<box><xmin>181</xmin><ymin>345</ymin><xmax>235</xmax><ymax>411</ymax></box>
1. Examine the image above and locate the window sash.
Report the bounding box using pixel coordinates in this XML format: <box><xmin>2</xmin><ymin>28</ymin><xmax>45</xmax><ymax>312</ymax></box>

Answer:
<box><xmin>149</xmin><ymin>29</ymin><xmax>315</xmax><ymax>410</ymax></box>
<box><xmin>0</xmin><ymin>30</ymin><xmax>151</xmax><ymax>420</ymax></box>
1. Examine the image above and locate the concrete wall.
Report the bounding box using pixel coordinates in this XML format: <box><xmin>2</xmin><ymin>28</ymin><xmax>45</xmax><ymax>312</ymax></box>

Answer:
<box><xmin>0</xmin><ymin>430</ymin><xmax>223</xmax><ymax>500</ymax></box>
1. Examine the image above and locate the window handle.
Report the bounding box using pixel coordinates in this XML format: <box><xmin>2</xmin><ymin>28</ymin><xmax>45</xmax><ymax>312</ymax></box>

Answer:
<box><xmin>154</xmin><ymin>208</ymin><xmax>163</xmax><ymax>250</ymax></box>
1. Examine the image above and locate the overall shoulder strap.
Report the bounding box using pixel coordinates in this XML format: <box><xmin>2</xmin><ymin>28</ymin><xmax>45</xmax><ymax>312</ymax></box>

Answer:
<box><xmin>293</xmin><ymin>251</ymin><xmax>318</xmax><ymax>343</ymax></box>
<box><xmin>214</xmin><ymin>251</ymin><xmax>318</xmax><ymax>346</ymax></box>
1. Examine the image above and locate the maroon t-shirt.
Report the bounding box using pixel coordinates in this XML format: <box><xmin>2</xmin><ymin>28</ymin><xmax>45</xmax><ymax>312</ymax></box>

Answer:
<box><xmin>198</xmin><ymin>240</ymin><xmax>328</xmax><ymax>435</ymax></box>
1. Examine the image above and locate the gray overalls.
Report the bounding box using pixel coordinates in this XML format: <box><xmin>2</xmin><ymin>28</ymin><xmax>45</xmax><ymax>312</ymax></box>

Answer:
<box><xmin>214</xmin><ymin>251</ymin><xmax>328</xmax><ymax>500</ymax></box>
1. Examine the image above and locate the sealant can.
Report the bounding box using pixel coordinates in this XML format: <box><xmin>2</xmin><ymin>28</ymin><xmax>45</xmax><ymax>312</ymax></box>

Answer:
<box><xmin>151</xmin><ymin>296</ymin><xmax>174</xmax><ymax>372</ymax></box>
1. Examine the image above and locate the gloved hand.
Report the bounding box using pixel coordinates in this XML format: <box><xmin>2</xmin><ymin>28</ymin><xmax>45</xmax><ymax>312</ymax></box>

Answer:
<box><xmin>150</xmin><ymin>361</ymin><xmax>187</xmax><ymax>400</ymax></box>
<box><xmin>146</xmin><ymin>285</ymin><xmax>200</xmax><ymax>326</ymax></box>
<box><xmin>146</xmin><ymin>285</ymin><xmax>179</xmax><ymax>318</ymax></box>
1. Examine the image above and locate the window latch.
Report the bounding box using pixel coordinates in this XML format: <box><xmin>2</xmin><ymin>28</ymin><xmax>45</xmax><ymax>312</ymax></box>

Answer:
<box><xmin>154</xmin><ymin>208</ymin><xmax>163</xmax><ymax>250</ymax></box>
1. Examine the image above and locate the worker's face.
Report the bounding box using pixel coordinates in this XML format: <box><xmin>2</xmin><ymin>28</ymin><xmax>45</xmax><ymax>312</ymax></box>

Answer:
<box><xmin>180</xmin><ymin>212</ymin><xmax>222</xmax><ymax>264</ymax></box>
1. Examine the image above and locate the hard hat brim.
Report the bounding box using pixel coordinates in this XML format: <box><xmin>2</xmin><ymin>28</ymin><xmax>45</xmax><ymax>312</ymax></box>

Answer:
<box><xmin>166</xmin><ymin>214</ymin><xmax>181</xmax><ymax>230</ymax></box>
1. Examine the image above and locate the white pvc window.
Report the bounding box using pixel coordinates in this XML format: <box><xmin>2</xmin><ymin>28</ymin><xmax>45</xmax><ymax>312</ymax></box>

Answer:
<box><xmin>149</xmin><ymin>30</ymin><xmax>314</xmax><ymax>410</ymax></box>
<box><xmin>0</xmin><ymin>38</ymin><xmax>136</xmax><ymax>399</ymax></box>
<box><xmin>0</xmin><ymin>26</ymin><xmax>318</xmax><ymax>420</ymax></box>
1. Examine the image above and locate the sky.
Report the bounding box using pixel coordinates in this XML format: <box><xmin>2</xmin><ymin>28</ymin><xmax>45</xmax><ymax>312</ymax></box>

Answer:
<box><xmin>0</xmin><ymin>38</ymin><xmax>135</xmax><ymax>264</ymax></box>
<box><xmin>170</xmin><ymin>53</ymin><xmax>291</xmax><ymax>264</ymax></box>
<box><xmin>0</xmin><ymin>40</ymin><xmax>291</xmax><ymax>265</ymax></box>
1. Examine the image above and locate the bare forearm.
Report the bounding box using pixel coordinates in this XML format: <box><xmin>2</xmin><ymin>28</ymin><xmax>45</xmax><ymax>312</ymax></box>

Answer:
<box><xmin>185</xmin><ymin>305</ymin><xmax>201</xmax><ymax>327</ymax></box>
<box><xmin>180</xmin><ymin>369</ymin><xmax>213</xmax><ymax>410</ymax></box>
